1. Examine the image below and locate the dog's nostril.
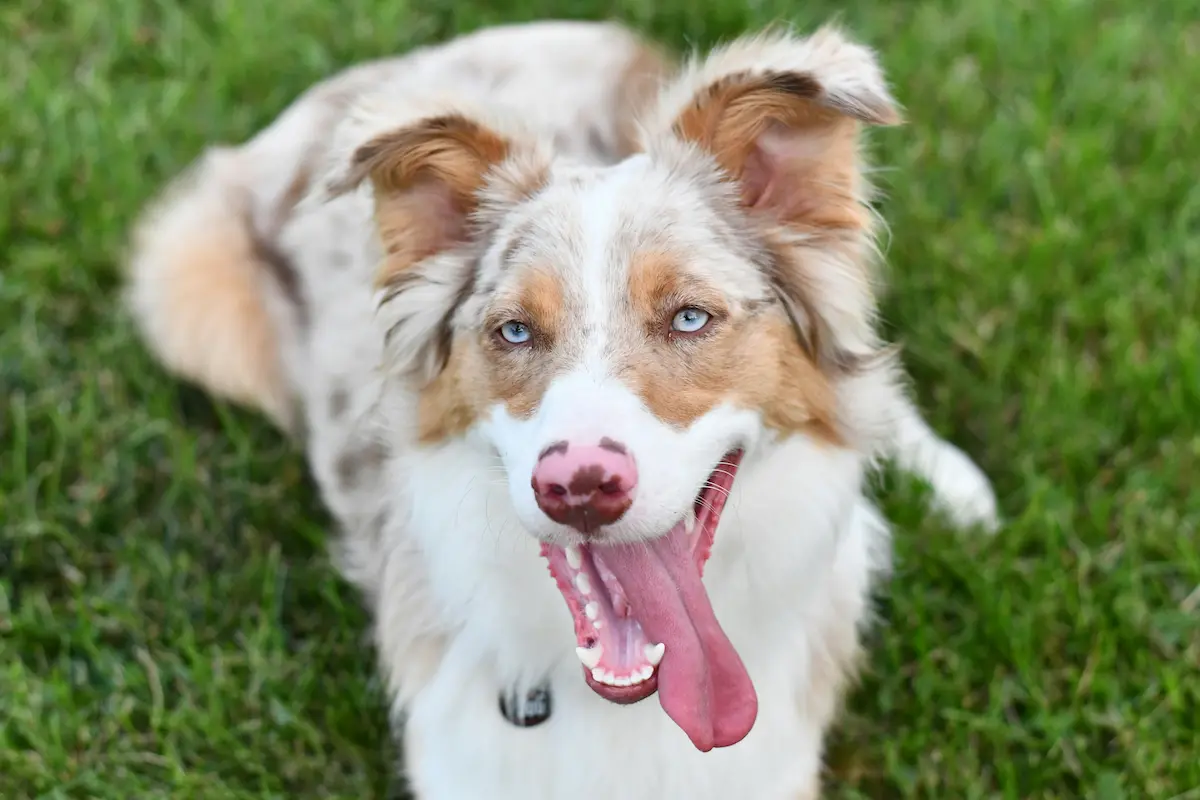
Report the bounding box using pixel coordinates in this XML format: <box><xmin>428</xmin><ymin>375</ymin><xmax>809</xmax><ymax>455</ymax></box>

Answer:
<box><xmin>599</xmin><ymin>478</ymin><xmax>623</xmax><ymax>495</ymax></box>
<box><xmin>548</xmin><ymin>483</ymin><xmax>568</xmax><ymax>497</ymax></box>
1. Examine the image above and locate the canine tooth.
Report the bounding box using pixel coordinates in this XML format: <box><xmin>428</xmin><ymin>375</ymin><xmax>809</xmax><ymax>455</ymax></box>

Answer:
<box><xmin>584</xmin><ymin>602</ymin><xmax>599</xmax><ymax>620</ymax></box>
<box><xmin>575</xmin><ymin>573</ymin><xmax>592</xmax><ymax>595</ymax></box>
<box><xmin>565</xmin><ymin>545</ymin><xmax>582</xmax><ymax>570</ymax></box>
<box><xmin>644</xmin><ymin>642</ymin><xmax>665</xmax><ymax>666</ymax></box>
<box><xmin>576</xmin><ymin>645</ymin><xmax>603</xmax><ymax>670</ymax></box>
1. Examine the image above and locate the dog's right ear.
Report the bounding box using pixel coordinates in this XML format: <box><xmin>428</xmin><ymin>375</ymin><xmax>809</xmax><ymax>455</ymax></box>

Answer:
<box><xmin>329</xmin><ymin>112</ymin><xmax>520</xmax><ymax>287</ymax></box>
<box><xmin>326</xmin><ymin>108</ymin><xmax>546</xmax><ymax>383</ymax></box>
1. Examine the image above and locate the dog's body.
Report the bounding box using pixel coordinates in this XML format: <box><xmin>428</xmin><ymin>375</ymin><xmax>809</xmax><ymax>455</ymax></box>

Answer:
<box><xmin>125</xmin><ymin>20</ymin><xmax>998</xmax><ymax>798</ymax></box>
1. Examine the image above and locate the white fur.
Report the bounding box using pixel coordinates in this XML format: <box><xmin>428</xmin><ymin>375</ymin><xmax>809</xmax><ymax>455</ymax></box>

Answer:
<box><xmin>393</xmin><ymin>431</ymin><xmax>883</xmax><ymax>799</ymax></box>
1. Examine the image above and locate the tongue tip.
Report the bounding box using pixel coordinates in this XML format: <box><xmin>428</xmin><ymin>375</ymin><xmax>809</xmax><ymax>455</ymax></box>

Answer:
<box><xmin>686</xmin><ymin>694</ymin><xmax>759</xmax><ymax>752</ymax></box>
<box><xmin>714</xmin><ymin>707</ymin><xmax>758</xmax><ymax>749</ymax></box>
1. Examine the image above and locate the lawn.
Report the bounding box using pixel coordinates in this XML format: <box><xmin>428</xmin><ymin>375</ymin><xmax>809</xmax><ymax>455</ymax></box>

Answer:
<box><xmin>1</xmin><ymin>0</ymin><xmax>1197</xmax><ymax>797</ymax></box>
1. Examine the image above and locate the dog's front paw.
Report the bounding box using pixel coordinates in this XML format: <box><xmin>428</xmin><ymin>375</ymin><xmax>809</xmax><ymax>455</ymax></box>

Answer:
<box><xmin>917</xmin><ymin>438</ymin><xmax>1001</xmax><ymax>533</ymax></box>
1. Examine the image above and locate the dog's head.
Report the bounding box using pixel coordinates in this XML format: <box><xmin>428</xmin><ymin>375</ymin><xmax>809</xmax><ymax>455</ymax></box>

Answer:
<box><xmin>330</xmin><ymin>26</ymin><xmax>901</xmax><ymax>751</ymax></box>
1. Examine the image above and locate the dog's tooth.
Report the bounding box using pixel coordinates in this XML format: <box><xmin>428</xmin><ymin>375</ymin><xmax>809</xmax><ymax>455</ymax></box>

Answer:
<box><xmin>592</xmin><ymin>619</ymin><xmax>604</xmax><ymax>629</ymax></box>
<box><xmin>615</xmin><ymin>675</ymin><xmax>631</xmax><ymax>687</ymax></box>
<box><xmin>575</xmin><ymin>645</ymin><xmax>603</xmax><ymax>670</ymax></box>
<box><xmin>584</xmin><ymin>601</ymin><xmax>599</xmax><ymax>620</ymax></box>
<box><xmin>591</xmin><ymin>667</ymin><xmax>605</xmax><ymax>683</ymax></box>
<box><xmin>565</xmin><ymin>545</ymin><xmax>582</xmax><ymax>570</ymax></box>
<box><xmin>629</xmin><ymin>669</ymin><xmax>645</xmax><ymax>685</ymax></box>
<box><xmin>639</xmin><ymin>665</ymin><xmax>654</xmax><ymax>681</ymax></box>
<box><xmin>575</xmin><ymin>573</ymin><xmax>592</xmax><ymax>595</ymax></box>
<box><xmin>644</xmin><ymin>642</ymin><xmax>665</xmax><ymax>666</ymax></box>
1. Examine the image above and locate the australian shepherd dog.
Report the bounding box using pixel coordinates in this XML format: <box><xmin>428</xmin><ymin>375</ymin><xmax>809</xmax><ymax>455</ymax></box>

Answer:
<box><xmin>124</xmin><ymin>20</ymin><xmax>999</xmax><ymax>798</ymax></box>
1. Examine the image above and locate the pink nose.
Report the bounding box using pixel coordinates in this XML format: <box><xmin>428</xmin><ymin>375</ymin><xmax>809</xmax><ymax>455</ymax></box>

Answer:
<box><xmin>531</xmin><ymin>439</ymin><xmax>637</xmax><ymax>534</ymax></box>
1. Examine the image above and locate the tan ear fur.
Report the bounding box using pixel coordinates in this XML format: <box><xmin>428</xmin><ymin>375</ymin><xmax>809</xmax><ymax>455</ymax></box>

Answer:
<box><xmin>330</xmin><ymin>114</ymin><xmax>514</xmax><ymax>288</ymax></box>
<box><xmin>651</xmin><ymin>26</ymin><xmax>901</xmax><ymax>234</ymax></box>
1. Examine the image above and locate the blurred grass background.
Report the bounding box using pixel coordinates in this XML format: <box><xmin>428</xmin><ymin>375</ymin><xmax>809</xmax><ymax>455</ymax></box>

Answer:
<box><xmin>1</xmin><ymin>0</ymin><xmax>1198</xmax><ymax>797</ymax></box>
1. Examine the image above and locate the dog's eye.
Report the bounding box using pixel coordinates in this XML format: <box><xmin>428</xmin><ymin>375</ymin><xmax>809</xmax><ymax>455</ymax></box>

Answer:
<box><xmin>670</xmin><ymin>307</ymin><xmax>711</xmax><ymax>334</ymax></box>
<box><xmin>498</xmin><ymin>320</ymin><xmax>532</xmax><ymax>345</ymax></box>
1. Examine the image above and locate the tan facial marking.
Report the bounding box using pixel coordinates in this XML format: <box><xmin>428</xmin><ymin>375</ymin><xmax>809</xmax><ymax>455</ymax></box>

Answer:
<box><xmin>621</xmin><ymin>251</ymin><xmax>842</xmax><ymax>443</ymax></box>
<box><xmin>626</xmin><ymin>250</ymin><xmax>727</xmax><ymax>335</ymax></box>
<box><xmin>417</xmin><ymin>264</ymin><xmax>574</xmax><ymax>442</ymax></box>
<box><xmin>484</xmin><ymin>266</ymin><xmax>571</xmax><ymax>420</ymax></box>
<box><xmin>417</xmin><ymin>342</ymin><xmax>482</xmax><ymax>444</ymax></box>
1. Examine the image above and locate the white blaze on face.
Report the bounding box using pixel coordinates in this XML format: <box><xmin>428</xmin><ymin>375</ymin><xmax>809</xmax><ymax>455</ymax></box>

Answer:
<box><xmin>478</xmin><ymin>156</ymin><xmax>760</xmax><ymax>546</ymax></box>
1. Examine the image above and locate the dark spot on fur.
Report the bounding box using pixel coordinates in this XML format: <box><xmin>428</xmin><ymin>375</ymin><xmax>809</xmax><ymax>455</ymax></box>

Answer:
<box><xmin>329</xmin><ymin>386</ymin><xmax>350</xmax><ymax>419</ymax></box>
<box><xmin>586</xmin><ymin>125</ymin><xmax>617</xmax><ymax>163</ymax></box>
<box><xmin>501</xmin><ymin>219</ymin><xmax>534</xmax><ymax>268</ymax></box>
<box><xmin>365</xmin><ymin>507</ymin><xmax>390</xmax><ymax>546</ymax></box>
<box><xmin>247</xmin><ymin>220</ymin><xmax>309</xmax><ymax>330</ymax></box>
<box><xmin>761</xmin><ymin>71</ymin><xmax>822</xmax><ymax>102</ymax></box>
<box><xmin>336</xmin><ymin>439</ymin><xmax>389</xmax><ymax>490</ymax></box>
<box><xmin>272</xmin><ymin>164</ymin><xmax>313</xmax><ymax>233</ymax></box>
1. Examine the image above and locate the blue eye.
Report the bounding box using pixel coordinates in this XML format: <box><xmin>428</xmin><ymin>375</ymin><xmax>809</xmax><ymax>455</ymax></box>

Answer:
<box><xmin>499</xmin><ymin>321</ymin><xmax>532</xmax><ymax>345</ymax></box>
<box><xmin>671</xmin><ymin>307</ymin><xmax>711</xmax><ymax>334</ymax></box>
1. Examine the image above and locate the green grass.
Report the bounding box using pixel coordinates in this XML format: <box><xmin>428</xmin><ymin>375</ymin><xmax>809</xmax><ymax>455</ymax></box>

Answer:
<box><xmin>2</xmin><ymin>0</ymin><xmax>1197</xmax><ymax>797</ymax></box>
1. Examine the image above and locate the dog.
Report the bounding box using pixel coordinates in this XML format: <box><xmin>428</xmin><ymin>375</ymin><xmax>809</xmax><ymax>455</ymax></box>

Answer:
<box><xmin>123</xmin><ymin>19</ymin><xmax>999</xmax><ymax>798</ymax></box>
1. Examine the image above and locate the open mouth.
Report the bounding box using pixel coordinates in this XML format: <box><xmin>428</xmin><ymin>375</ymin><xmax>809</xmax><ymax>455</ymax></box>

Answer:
<box><xmin>540</xmin><ymin>450</ymin><xmax>758</xmax><ymax>751</ymax></box>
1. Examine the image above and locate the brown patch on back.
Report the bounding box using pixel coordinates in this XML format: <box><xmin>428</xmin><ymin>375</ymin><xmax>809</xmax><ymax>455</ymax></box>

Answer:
<box><xmin>246</xmin><ymin>221</ymin><xmax>308</xmax><ymax>330</ymax></box>
<box><xmin>268</xmin><ymin>157</ymin><xmax>315</xmax><ymax>236</ymax></box>
<box><xmin>620</xmin><ymin>251</ymin><xmax>842</xmax><ymax>443</ymax></box>
<box><xmin>335</xmin><ymin>437</ymin><xmax>389</xmax><ymax>490</ymax></box>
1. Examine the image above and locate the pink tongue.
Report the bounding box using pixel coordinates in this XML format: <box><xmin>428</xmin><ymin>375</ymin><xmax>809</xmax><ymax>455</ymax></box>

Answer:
<box><xmin>597</xmin><ymin>525</ymin><xmax>758</xmax><ymax>751</ymax></box>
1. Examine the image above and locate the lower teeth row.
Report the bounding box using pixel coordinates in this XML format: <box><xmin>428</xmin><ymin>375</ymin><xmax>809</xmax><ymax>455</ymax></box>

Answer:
<box><xmin>592</xmin><ymin>664</ymin><xmax>654</xmax><ymax>686</ymax></box>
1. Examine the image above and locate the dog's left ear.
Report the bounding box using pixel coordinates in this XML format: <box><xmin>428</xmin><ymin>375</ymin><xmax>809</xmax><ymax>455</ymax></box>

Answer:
<box><xmin>647</xmin><ymin>26</ymin><xmax>900</xmax><ymax>234</ymax></box>
<box><xmin>641</xmin><ymin>27</ymin><xmax>901</xmax><ymax>374</ymax></box>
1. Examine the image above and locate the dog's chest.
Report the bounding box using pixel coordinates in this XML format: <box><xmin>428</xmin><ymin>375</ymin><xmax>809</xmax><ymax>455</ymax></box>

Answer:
<box><xmin>402</xmin><ymin>650</ymin><xmax>822</xmax><ymax>800</ymax></box>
